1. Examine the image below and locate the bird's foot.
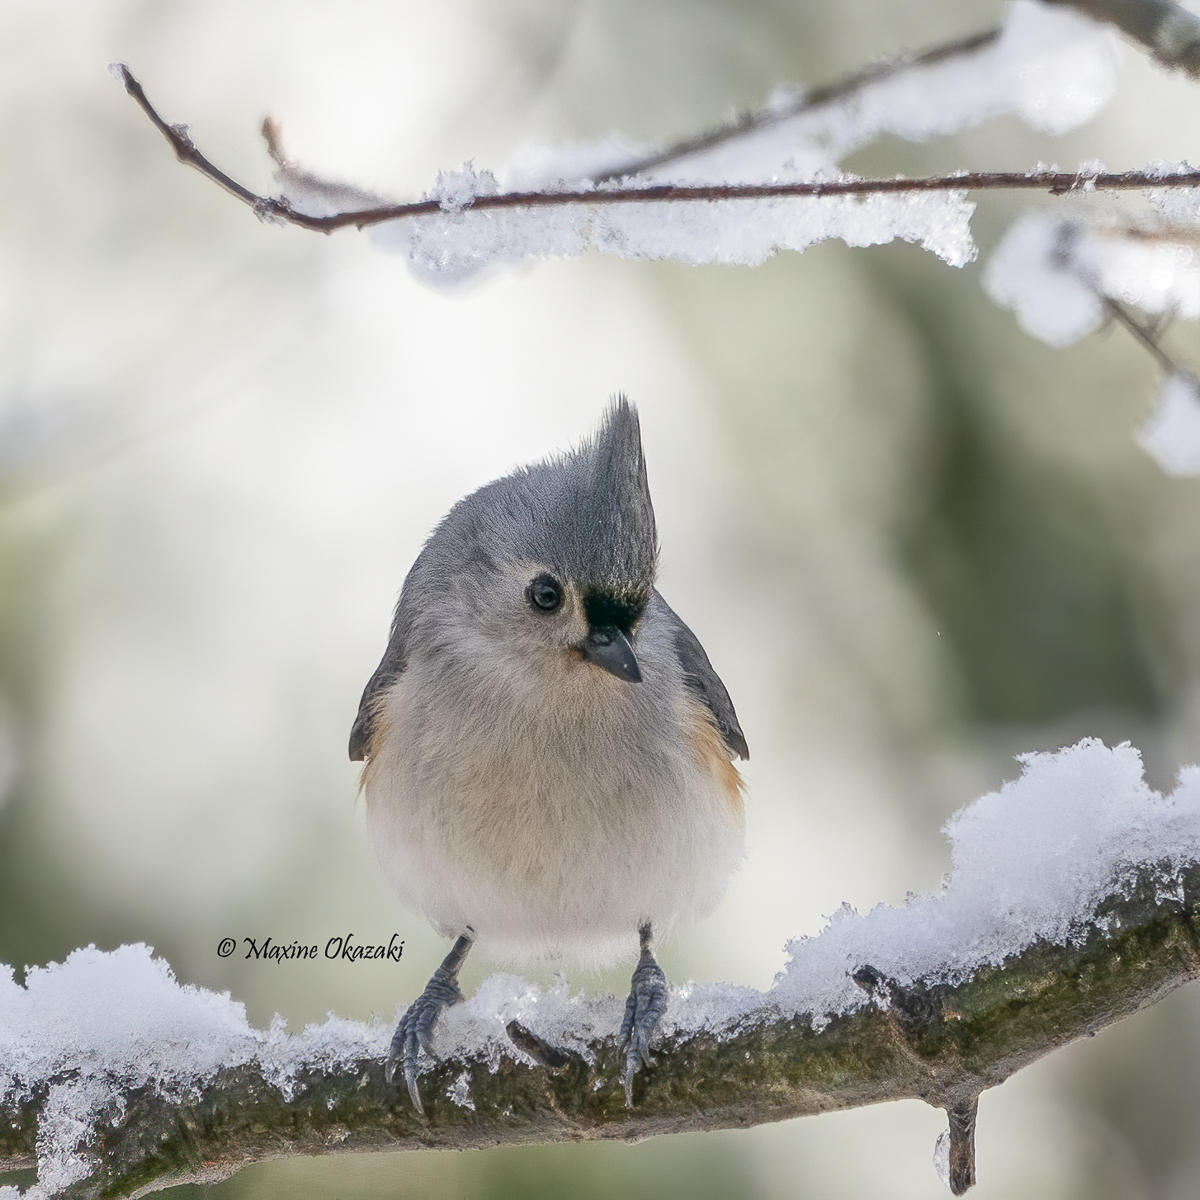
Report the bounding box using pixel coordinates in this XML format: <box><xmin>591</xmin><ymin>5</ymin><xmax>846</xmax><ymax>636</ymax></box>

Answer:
<box><xmin>386</xmin><ymin>933</ymin><xmax>473</xmax><ymax>1113</ymax></box>
<box><xmin>619</xmin><ymin>927</ymin><xmax>668</xmax><ymax>1107</ymax></box>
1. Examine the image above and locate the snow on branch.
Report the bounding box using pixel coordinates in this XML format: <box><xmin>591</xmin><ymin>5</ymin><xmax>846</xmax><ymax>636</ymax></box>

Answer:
<box><xmin>985</xmin><ymin>208</ymin><xmax>1200</xmax><ymax>349</ymax></box>
<box><xmin>585</xmin><ymin>28</ymin><xmax>1005</xmax><ymax>185</ymax></box>
<box><xmin>4</xmin><ymin>741</ymin><xmax>1200</xmax><ymax>1198</ymax></box>
<box><xmin>984</xmin><ymin>201</ymin><xmax>1200</xmax><ymax>473</ymax></box>
<box><xmin>1046</xmin><ymin>0</ymin><xmax>1200</xmax><ymax>75</ymax></box>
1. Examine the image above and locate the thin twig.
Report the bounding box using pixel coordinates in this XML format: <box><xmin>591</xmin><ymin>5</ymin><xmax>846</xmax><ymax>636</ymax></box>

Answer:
<box><xmin>1104</xmin><ymin>297</ymin><xmax>1183</xmax><ymax>373</ymax></box>
<box><xmin>113</xmin><ymin>65</ymin><xmax>266</xmax><ymax>211</ymax></box>
<box><xmin>1051</xmin><ymin>221</ymin><xmax>1197</xmax><ymax>375</ymax></box>
<box><xmin>592</xmin><ymin>27</ymin><xmax>1001</xmax><ymax>183</ymax></box>
<box><xmin>114</xmin><ymin>66</ymin><xmax>1200</xmax><ymax>235</ymax></box>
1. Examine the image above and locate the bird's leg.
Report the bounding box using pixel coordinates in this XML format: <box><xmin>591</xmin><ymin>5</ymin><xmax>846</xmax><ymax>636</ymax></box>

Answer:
<box><xmin>386</xmin><ymin>931</ymin><xmax>474</xmax><ymax>1113</ymax></box>
<box><xmin>618</xmin><ymin>922</ymin><xmax>668</xmax><ymax>1106</ymax></box>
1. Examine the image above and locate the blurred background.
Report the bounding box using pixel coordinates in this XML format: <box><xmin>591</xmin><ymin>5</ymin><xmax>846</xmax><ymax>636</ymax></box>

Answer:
<box><xmin>3</xmin><ymin>0</ymin><xmax>1200</xmax><ymax>1196</ymax></box>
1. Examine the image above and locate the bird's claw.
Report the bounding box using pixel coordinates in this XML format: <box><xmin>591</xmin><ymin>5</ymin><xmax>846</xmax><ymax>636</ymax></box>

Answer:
<box><xmin>385</xmin><ymin>964</ymin><xmax>465</xmax><ymax>1113</ymax></box>
<box><xmin>619</xmin><ymin>951</ymin><xmax>667</xmax><ymax>1106</ymax></box>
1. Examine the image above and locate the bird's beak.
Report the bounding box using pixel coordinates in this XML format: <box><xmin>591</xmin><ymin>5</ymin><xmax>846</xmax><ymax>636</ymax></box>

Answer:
<box><xmin>580</xmin><ymin>626</ymin><xmax>642</xmax><ymax>683</ymax></box>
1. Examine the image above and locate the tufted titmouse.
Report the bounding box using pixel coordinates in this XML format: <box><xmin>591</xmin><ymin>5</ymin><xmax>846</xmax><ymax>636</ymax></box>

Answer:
<box><xmin>350</xmin><ymin>398</ymin><xmax>748</xmax><ymax>1109</ymax></box>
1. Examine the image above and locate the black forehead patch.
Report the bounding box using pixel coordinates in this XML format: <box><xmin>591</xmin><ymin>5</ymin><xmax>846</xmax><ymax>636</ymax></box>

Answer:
<box><xmin>584</xmin><ymin>587</ymin><xmax>646</xmax><ymax>634</ymax></box>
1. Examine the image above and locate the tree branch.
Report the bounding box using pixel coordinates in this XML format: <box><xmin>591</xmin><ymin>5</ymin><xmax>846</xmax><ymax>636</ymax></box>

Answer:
<box><xmin>111</xmin><ymin>65</ymin><xmax>270</xmax><ymax>213</ymax></box>
<box><xmin>1104</xmin><ymin>297</ymin><xmax>1182</xmax><ymax>373</ymax></box>
<box><xmin>4</xmin><ymin>862</ymin><xmax>1199</xmax><ymax>1199</ymax></box>
<box><xmin>113</xmin><ymin>66</ymin><xmax>1200</xmax><ymax>237</ymax></box>
<box><xmin>1046</xmin><ymin>0</ymin><xmax>1200</xmax><ymax>76</ymax></box>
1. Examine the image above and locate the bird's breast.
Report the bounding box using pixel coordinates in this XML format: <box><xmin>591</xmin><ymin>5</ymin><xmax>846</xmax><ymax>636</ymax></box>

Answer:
<box><xmin>360</xmin><ymin>646</ymin><xmax>744</xmax><ymax>961</ymax></box>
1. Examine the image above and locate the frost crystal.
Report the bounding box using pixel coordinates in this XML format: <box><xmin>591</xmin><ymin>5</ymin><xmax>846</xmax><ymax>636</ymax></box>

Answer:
<box><xmin>447</xmin><ymin>1069</ymin><xmax>476</xmax><ymax>1110</ymax></box>
<box><xmin>428</xmin><ymin>163</ymin><xmax>500</xmax><ymax>214</ymax></box>
<box><xmin>933</xmin><ymin>1129</ymin><xmax>952</xmax><ymax>1190</ymax></box>
<box><xmin>1146</xmin><ymin>161</ymin><xmax>1200</xmax><ymax>222</ymax></box>
<box><xmin>1137</xmin><ymin>372</ymin><xmax>1200</xmax><ymax>476</ymax></box>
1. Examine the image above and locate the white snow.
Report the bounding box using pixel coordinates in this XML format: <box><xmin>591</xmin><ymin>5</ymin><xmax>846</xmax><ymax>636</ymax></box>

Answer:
<box><xmin>984</xmin><ymin>212</ymin><xmax>1103</xmax><ymax>346</ymax></box>
<box><xmin>5</xmin><ymin>739</ymin><xmax>1199</xmax><ymax>1194</ymax></box>
<box><xmin>0</xmin><ymin>945</ymin><xmax>389</xmax><ymax>1197</ymax></box>
<box><xmin>366</xmin><ymin>184</ymin><xmax>977</xmax><ymax>279</ymax></box>
<box><xmin>986</xmin><ymin>204</ymin><xmax>1200</xmax><ymax>472</ymax></box>
<box><xmin>992</xmin><ymin>0</ymin><xmax>1116</xmax><ymax>135</ymax></box>
<box><xmin>428</xmin><ymin>163</ymin><xmax>500</xmax><ymax>214</ymax></box>
<box><xmin>754</xmin><ymin>0</ymin><xmax>1114</xmax><ymax>171</ymax></box>
<box><xmin>985</xmin><ymin>211</ymin><xmax>1200</xmax><ymax>346</ymax></box>
<box><xmin>1146</xmin><ymin>161</ymin><xmax>1200</xmax><ymax>223</ymax></box>
<box><xmin>1090</xmin><ymin>235</ymin><xmax>1200</xmax><ymax>319</ymax></box>
<box><xmin>1137</xmin><ymin>372</ymin><xmax>1200</xmax><ymax>476</ymax></box>
<box><xmin>774</xmin><ymin>740</ymin><xmax>1200</xmax><ymax>1018</ymax></box>
<box><xmin>274</xmin><ymin>1</ymin><xmax>1116</xmax><ymax>280</ymax></box>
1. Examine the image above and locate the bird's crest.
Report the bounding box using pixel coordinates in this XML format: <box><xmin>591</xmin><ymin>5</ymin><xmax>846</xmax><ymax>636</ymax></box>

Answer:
<box><xmin>411</xmin><ymin>397</ymin><xmax>659</xmax><ymax>605</ymax></box>
<box><xmin>543</xmin><ymin>396</ymin><xmax>658</xmax><ymax>597</ymax></box>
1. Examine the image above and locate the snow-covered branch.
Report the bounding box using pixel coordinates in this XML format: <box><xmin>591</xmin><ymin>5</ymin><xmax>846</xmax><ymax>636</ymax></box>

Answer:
<box><xmin>4</xmin><ymin>742</ymin><xmax>1200</xmax><ymax>1199</ymax></box>
<box><xmin>551</xmin><ymin>28</ymin><xmax>1006</xmax><ymax>185</ymax></box>
<box><xmin>119</xmin><ymin>66</ymin><xmax>1200</xmax><ymax>242</ymax></box>
<box><xmin>113</xmin><ymin>1</ymin><xmax>1128</xmax><ymax>276</ymax></box>
<box><xmin>113</xmin><ymin>67</ymin><xmax>1200</xmax><ymax>231</ymax></box>
<box><xmin>1047</xmin><ymin>0</ymin><xmax>1200</xmax><ymax>74</ymax></box>
<box><xmin>983</xmin><ymin>207</ymin><xmax>1200</xmax><ymax>472</ymax></box>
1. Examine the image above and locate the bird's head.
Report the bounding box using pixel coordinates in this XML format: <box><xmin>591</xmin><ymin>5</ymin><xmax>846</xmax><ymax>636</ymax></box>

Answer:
<box><xmin>414</xmin><ymin>397</ymin><xmax>658</xmax><ymax>686</ymax></box>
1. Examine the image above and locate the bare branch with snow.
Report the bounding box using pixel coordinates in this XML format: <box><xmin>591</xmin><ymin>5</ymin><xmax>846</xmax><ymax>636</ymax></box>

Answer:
<box><xmin>586</xmin><ymin>28</ymin><xmax>1004</xmax><ymax>184</ymax></box>
<box><xmin>1046</xmin><ymin>0</ymin><xmax>1200</xmax><ymax>75</ymax></box>
<box><xmin>117</xmin><ymin>63</ymin><xmax>1200</xmax><ymax>239</ymax></box>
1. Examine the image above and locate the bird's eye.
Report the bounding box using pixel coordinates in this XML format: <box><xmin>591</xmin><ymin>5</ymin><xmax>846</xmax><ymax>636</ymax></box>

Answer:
<box><xmin>527</xmin><ymin>574</ymin><xmax>563</xmax><ymax>613</ymax></box>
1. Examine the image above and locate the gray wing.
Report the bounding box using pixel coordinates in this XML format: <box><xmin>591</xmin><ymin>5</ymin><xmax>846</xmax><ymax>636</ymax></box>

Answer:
<box><xmin>652</xmin><ymin>590</ymin><xmax>749</xmax><ymax>761</ymax></box>
<box><xmin>348</xmin><ymin>612</ymin><xmax>408</xmax><ymax>762</ymax></box>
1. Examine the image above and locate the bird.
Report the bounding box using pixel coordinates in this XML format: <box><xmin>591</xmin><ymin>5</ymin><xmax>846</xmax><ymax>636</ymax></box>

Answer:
<box><xmin>349</xmin><ymin>397</ymin><xmax>748</xmax><ymax>1111</ymax></box>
